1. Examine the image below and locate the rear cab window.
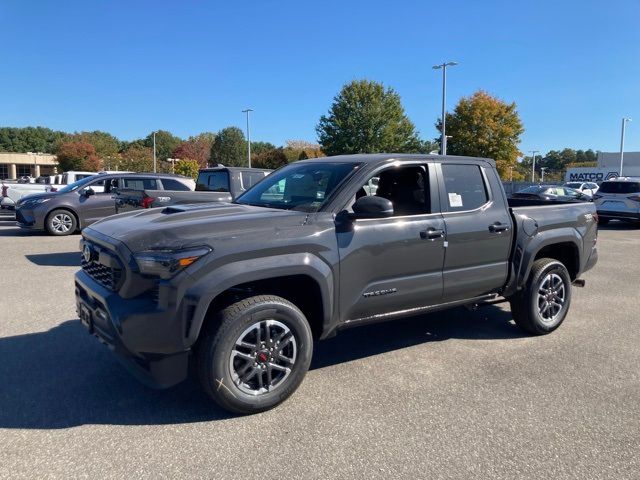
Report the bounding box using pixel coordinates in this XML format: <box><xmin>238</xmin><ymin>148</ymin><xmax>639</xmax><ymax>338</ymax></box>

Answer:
<box><xmin>598</xmin><ymin>181</ymin><xmax>640</xmax><ymax>194</ymax></box>
<box><xmin>161</xmin><ymin>178</ymin><xmax>191</xmax><ymax>191</ymax></box>
<box><xmin>240</xmin><ymin>171</ymin><xmax>267</xmax><ymax>191</ymax></box>
<box><xmin>440</xmin><ymin>164</ymin><xmax>489</xmax><ymax>211</ymax></box>
<box><xmin>196</xmin><ymin>171</ymin><xmax>230</xmax><ymax>192</ymax></box>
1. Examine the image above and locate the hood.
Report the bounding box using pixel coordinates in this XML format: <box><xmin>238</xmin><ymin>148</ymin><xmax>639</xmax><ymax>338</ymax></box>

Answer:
<box><xmin>18</xmin><ymin>191</ymin><xmax>60</xmax><ymax>203</ymax></box>
<box><xmin>85</xmin><ymin>202</ymin><xmax>309</xmax><ymax>252</ymax></box>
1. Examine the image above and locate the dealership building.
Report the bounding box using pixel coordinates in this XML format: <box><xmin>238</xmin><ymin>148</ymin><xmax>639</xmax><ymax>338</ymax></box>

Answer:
<box><xmin>565</xmin><ymin>151</ymin><xmax>640</xmax><ymax>182</ymax></box>
<box><xmin>0</xmin><ymin>152</ymin><xmax>58</xmax><ymax>179</ymax></box>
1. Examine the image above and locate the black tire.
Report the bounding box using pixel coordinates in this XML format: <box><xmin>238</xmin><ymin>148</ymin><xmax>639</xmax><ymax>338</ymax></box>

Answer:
<box><xmin>510</xmin><ymin>258</ymin><xmax>572</xmax><ymax>335</ymax></box>
<box><xmin>45</xmin><ymin>209</ymin><xmax>77</xmax><ymax>236</ymax></box>
<box><xmin>597</xmin><ymin>217</ymin><xmax>609</xmax><ymax>225</ymax></box>
<box><xmin>196</xmin><ymin>295</ymin><xmax>313</xmax><ymax>414</ymax></box>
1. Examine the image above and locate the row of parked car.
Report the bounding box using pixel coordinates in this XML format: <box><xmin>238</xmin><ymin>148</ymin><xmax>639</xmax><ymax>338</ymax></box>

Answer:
<box><xmin>2</xmin><ymin>166</ymin><xmax>271</xmax><ymax>235</ymax></box>
<box><xmin>511</xmin><ymin>179</ymin><xmax>640</xmax><ymax>225</ymax></box>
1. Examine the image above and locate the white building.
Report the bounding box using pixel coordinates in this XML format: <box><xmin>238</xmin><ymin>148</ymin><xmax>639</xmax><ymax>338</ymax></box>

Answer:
<box><xmin>565</xmin><ymin>151</ymin><xmax>640</xmax><ymax>182</ymax></box>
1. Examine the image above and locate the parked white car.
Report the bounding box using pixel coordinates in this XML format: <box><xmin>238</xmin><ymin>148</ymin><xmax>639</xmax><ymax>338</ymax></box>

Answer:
<box><xmin>593</xmin><ymin>177</ymin><xmax>640</xmax><ymax>224</ymax></box>
<box><xmin>563</xmin><ymin>181</ymin><xmax>599</xmax><ymax>197</ymax></box>
<box><xmin>1</xmin><ymin>181</ymin><xmax>49</xmax><ymax>208</ymax></box>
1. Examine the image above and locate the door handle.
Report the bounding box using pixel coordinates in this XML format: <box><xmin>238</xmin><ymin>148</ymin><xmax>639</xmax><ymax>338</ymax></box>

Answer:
<box><xmin>420</xmin><ymin>228</ymin><xmax>445</xmax><ymax>240</ymax></box>
<box><xmin>488</xmin><ymin>222</ymin><xmax>509</xmax><ymax>233</ymax></box>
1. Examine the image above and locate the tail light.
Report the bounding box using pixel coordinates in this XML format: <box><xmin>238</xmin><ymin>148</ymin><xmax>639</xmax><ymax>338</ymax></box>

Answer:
<box><xmin>141</xmin><ymin>196</ymin><xmax>155</xmax><ymax>209</ymax></box>
<box><xmin>1</xmin><ymin>185</ymin><xmax>8</xmax><ymax>197</ymax></box>
<box><xmin>50</xmin><ymin>187</ymin><xmax>57</xmax><ymax>192</ymax></box>
<box><xmin>627</xmin><ymin>195</ymin><xmax>640</xmax><ymax>202</ymax></box>
<box><xmin>593</xmin><ymin>212</ymin><xmax>598</xmax><ymax>223</ymax></box>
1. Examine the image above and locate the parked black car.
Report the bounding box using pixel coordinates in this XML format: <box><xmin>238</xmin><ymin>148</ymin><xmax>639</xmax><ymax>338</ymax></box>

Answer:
<box><xmin>15</xmin><ymin>172</ymin><xmax>195</xmax><ymax>236</ymax></box>
<box><xmin>511</xmin><ymin>185</ymin><xmax>592</xmax><ymax>202</ymax></box>
<box><xmin>75</xmin><ymin>154</ymin><xmax>598</xmax><ymax>414</ymax></box>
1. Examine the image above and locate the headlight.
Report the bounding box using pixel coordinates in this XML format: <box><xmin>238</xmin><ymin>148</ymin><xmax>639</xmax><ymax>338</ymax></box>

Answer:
<box><xmin>134</xmin><ymin>246</ymin><xmax>212</xmax><ymax>279</ymax></box>
<box><xmin>22</xmin><ymin>198</ymin><xmax>50</xmax><ymax>207</ymax></box>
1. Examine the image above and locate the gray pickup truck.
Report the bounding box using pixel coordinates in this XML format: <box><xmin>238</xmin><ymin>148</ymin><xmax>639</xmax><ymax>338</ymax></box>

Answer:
<box><xmin>75</xmin><ymin>154</ymin><xmax>598</xmax><ymax>414</ymax></box>
<box><xmin>114</xmin><ymin>166</ymin><xmax>271</xmax><ymax>213</ymax></box>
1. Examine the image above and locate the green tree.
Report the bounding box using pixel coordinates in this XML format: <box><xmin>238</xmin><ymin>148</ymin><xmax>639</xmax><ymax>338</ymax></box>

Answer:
<box><xmin>251</xmin><ymin>141</ymin><xmax>277</xmax><ymax>156</ymax></box>
<box><xmin>0</xmin><ymin>126</ymin><xmax>66</xmax><ymax>153</ymax></box>
<box><xmin>143</xmin><ymin>130</ymin><xmax>183</xmax><ymax>161</ymax></box>
<box><xmin>316</xmin><ymin>79</ymin><xmax>422</xmax><ymax>155</ymax></box>
<box><xmin>174</xmin><ymin>158</ymin><xmax>200</xmax><ymax>179</ymax></box>
<box><xmin>119</xmin><ymin>144</ymin><xmax>153</xmax><ymax>172</ymax></box>
<box><xmin>56</xmin><ymin>141</ymin><xmax>102</xmax><ymax>171</ymax></box>
<box><xmin>252</xmin><ymin>148</ymin><xmax>289</xmax><ymax>169</ymax></box>
<box><xmin>442</xmin><ymin>90</ymin><xmax>524</xmax><ymax>179</ymax></box>
<box><xmin>210</xmin><ymin>127</ymin><xmax>247</xmax><ymax>167</ymax></box>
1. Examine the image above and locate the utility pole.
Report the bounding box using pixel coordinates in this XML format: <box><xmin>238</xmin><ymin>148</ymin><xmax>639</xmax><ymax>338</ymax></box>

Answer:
<box><xmin>242</xmin><ymin>108</ymin><xmax>253</xmax><ymax>168</ymax></box>
<box><xmin>529</xmin><ymin>150</ymin><xmax>539</xmax><ymax>182</ymax></box>
<box><xmin>153</xmin><ymin>131</ymin><xmax>157</xmax><ymax>173</ymax></box>
<box><xmin>620</xmin><ymin>118</ymin><xmax>632</xmax><ymax>176</ymax></box>
<box><xmin>432</xmin><ymin>61</ymin><xmax>458</xmax><ymax>155</ymax></box>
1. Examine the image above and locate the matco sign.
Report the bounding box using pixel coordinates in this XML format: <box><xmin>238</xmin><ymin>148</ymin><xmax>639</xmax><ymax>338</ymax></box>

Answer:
<box><xmin>565</xmin><ymin>168</ymin><xmax>619</xmax><ymax>183</ymax></box>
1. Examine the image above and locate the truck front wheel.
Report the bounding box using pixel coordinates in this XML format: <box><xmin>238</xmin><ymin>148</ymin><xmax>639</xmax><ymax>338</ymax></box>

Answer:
<box><xmin>196</xmin><ymin>295</ymin><xmax>313</xmax><ymax>414</ymax></box>
<box><xmin>510</xmin><ymin>258</ymin><xmax>572</xmax><ymax>335</ymax></box>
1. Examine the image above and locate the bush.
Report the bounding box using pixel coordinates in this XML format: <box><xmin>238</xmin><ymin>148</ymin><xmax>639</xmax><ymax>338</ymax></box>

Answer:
<box><xmin>174</xmin><ymin>159</ymin><xmax>200</xmax><ymax>179</ymax></box>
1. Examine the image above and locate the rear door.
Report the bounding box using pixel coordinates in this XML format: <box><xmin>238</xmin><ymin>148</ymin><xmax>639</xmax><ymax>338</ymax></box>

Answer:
<box><xmin>437</xmin><ymin>162</ymin><xmax>513</xmax><ymax>301</ymax></box>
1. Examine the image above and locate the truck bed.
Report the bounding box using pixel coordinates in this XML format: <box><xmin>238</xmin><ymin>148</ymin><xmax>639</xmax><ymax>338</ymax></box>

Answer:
<box><xmin>114</xmin><ymin>189</ymin><xmax>232</xmax><ymax>214</ymax></box>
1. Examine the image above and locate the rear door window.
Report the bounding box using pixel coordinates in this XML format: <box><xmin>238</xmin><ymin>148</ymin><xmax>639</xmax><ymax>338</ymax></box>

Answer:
<box><xmin>598</xmin><ymin>181</ymin><xmax>640</xmax><ymax>194</ymax></box>
<box><xmin>241</xmin><ymin>171</ymin><xmax>267</xmax><ymax>190</ymax></box>
<box><xmin>441</xmin><ymin>164</ymin><xmax>489</xmax><ymax>211</ymax></box>
<box><xmin>196</xmin><ymin>171</ymin><xmax>230</xmax><ymax>192</ymax></box>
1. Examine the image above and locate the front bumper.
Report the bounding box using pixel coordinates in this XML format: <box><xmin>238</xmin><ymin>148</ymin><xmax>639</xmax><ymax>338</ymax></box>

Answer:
<box><xmin>15</xmin><ymin>206</ymin><xmax>45</xmax><ymax>229</ymax></box>
<box><xmin>74</xmin><ymin>269</ymin><xmax>190</xmax><ymax>388</ymax></box>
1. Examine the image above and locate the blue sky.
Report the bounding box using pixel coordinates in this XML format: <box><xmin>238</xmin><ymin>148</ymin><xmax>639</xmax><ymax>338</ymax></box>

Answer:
<box><xmin>1</xmin><ymin>0</ymin><xmax>639</xmax><ymax>154</ymax></box>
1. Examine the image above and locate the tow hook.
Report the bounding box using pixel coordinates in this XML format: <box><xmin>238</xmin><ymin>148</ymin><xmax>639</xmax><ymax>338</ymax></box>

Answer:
<box><xmin>572</xmin><ymin>279</ymin><xmax>586</xmax><ymax>288</ymax></box>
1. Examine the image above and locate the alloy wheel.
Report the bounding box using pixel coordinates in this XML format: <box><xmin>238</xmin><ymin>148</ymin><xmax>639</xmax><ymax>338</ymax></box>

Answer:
<box><xmin>537</xmin><ymin>273</ymin><xmax>566</xmax><ymax>323</ymax></box>
<box><xmin>51</xmin><ymin>213</ymin><xmax>73</xmax><ymax>233</ymax></box>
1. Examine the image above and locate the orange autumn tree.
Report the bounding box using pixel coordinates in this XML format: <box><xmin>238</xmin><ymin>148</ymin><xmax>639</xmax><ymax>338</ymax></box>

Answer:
<box><xmin>55</xmin><ymin>141</ymin><xmax>102</xmax><ymax>172</ymax></box>
<box><xmin>440</xmin><ymin>91</ymin><xmax>525</xmax><ymax>180</ymax></box>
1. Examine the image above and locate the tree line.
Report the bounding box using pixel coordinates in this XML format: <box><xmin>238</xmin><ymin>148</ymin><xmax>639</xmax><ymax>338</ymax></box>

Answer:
<box><xmin>0</xmin><ymin>79</ymin><xmax>598</xmax><ymax>180</ymax></box>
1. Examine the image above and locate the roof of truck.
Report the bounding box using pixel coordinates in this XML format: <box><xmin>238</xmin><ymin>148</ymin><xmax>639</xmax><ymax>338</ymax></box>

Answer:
<box><xmin>296</xmin><ymin>153</ymin><xmax>495</xmax><ymax>165</ymax></box>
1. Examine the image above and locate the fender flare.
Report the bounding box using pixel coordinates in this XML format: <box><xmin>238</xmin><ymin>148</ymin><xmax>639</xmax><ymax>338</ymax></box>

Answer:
<box><xmin>516</xmin><ymin>228</ymin><xmax>582</xmax><ymax>288</ymax></box>
<box><xmin>184</xmin><ymin>253</ymin><xmax>334</xmax><ymax>344</ymax></box>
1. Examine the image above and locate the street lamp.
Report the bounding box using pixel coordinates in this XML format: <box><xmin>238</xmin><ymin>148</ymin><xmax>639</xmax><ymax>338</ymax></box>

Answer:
<box><xmin>540</xmin><ymin>167</ymin><xmax>547</xmax><ymax>182</ymax></box>
<box><xmin>529</xmin><ymin>150</ymin><xmax>539</xmax><ymax>182</ymax></box>
<box><xmin>432</xmin><ymin>61</ymin><xmax>458</xmax><ymax>155</ymax></box>
<box><xmin>620</xmin><ymin>118</ymin><xmax>632</xmax><ymax>176</ymax></box>
<box><xmin>152</xmin><ymin>131</ymin><xmax>157</xmax><ymax>173</ymax></box>
<box><xmin>242</xmin><ymin>108</ymin><xmax>253</xmax><ymax>168</ymax></box>
<box><xmin>167</xmin><ymin>158</ymin><xmax>178</xmax><ymax>174</ymax></box>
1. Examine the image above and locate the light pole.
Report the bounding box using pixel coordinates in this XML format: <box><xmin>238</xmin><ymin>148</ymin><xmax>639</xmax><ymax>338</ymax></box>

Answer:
<box><xmin>242</xmin><ymin>108</ymin><xmax>253</xmax><ymax>168</ymax></box>
<box><xmin>167</xmin><ymin>158</ymin><xmax>178</xmax><ymax>174</ymax></box>
<box><xmin>620</xmin><ymin>118</ymin><xmax>632</xmax><ymax>176</ymax></box>
<box><xmin>529</xmin><ymin>150</ymin><xmax>539</xmax><ymax>182</ymax></box>
<box><xmin>152</xmin><ymin>131</ymin><xmax>157</xmax><ymax>173</ymax></box>
<box><xmin>432</xmin><ymin>61</ymin><xmax>458</xmax><ymax>155</ymax></box>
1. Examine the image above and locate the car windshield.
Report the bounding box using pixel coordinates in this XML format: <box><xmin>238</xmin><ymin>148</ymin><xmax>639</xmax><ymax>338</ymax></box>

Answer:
<box><xmin>236</xmin><ymin>162</ymin><xmax>360</xmax><ymax>212</ymax></box>
<box><xmin>57</xmin><ymin>176</ymin><xmax>98</xmax><ymax>193</ymax></box>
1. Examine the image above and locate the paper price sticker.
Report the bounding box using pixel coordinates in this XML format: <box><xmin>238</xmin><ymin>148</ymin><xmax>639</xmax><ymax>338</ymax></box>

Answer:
<box><xmin>448</xmin><ymin>193</ymin><xmax>463</xmax><ymax>208</ymax></box>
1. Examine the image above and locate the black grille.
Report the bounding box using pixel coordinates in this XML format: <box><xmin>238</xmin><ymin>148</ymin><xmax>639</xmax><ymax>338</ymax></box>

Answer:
<box><xmin>81</xmin><ymin>243</ymin><xmax>124</xmax><ymax>291</ymax></box>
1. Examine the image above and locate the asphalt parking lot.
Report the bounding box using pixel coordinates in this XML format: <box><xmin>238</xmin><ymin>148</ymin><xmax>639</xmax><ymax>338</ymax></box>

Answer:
<box><xmin>0</xmin><ymin>210</ymin><xmax>638</xmax><ymax>479</ymax></box>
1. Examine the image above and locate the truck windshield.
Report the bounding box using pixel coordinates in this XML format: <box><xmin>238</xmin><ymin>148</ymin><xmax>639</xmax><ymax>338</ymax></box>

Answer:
<box><xmin>236</xmin><ymin>162</ymin><xmax>360</xmax><ymax>212</ymax></box>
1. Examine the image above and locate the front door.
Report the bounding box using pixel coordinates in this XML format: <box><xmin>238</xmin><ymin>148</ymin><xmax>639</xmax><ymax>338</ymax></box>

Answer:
<box><xmin>79</xmin><ymin>177</ymin><xmax>120</xmax><ymax>226</ymax></box>
<box><xmin>337</xmin><ymin>163</ymin><xmax>446</xmax><ymax>322</ymax></box>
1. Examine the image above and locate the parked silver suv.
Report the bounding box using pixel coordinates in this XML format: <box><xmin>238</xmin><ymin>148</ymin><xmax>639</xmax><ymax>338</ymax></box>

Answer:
<box><xmin>593</xmin><ymin>177</ymin><xmax>640</xmax><ymax>225</ymax></box>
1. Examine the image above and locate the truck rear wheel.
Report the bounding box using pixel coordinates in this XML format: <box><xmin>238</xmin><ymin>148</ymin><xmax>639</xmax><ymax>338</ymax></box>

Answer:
<box><xmin>196</xmin><ymin>295</ymin><xmax>313</xmax><ymax>414</ymax></box>
<box><xmin>510</xmin><ymin>258</ymin><xmax>572</xmax><ymax>335</ymax></box>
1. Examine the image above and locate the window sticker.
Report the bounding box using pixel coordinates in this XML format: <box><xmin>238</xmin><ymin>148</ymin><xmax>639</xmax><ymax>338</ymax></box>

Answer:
<box><xmin>448</xmin><ymin>192</ymin><xmax>463</xmax><ymax>208</ymax></box>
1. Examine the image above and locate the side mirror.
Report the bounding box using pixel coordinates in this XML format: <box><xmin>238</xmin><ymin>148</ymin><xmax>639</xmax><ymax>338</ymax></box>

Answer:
<box><xmin>351</xmin><ymin>195</ymin><xmax>394</xmax><ymax>219</ymax></box>
<box><xmin>83</xmin><ymin>188</ymin><xmax>95</xmax><ymax>197</ymax></box>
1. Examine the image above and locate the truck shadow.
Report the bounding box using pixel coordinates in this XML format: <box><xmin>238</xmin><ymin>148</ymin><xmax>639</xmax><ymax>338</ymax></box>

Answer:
<box><xmin>0</xmin><ymin>306</ymin><xmax>522</xmax><ymax>429</ymax></box>
<box><xmin>25</xmin><ymin>252</ymin><xmax>81</xmax><ymax>267</ymax></box>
